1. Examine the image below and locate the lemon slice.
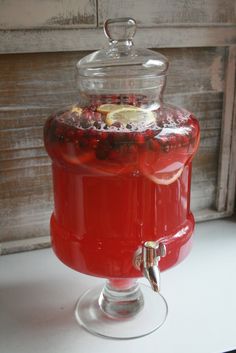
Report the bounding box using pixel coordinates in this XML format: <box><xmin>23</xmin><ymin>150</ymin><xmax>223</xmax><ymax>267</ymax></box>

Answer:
<box><xmin>148</xmin><ymin>167</ymin><xmax>184</xmax><ymax>185</ymax></box>
<box><xmin>97</xmin><ymin>104</ymin><xmax>131</xmax><ymax>114</ymax></box>
<box><xmin>71</xmin><ymin>106</ymin><xmax>82</xmax><ymax>115</ymax></box>
<box><xmin>106</xmin><ymin>107</ymin><xmax>155</xmax><ymax>127</ymax></box>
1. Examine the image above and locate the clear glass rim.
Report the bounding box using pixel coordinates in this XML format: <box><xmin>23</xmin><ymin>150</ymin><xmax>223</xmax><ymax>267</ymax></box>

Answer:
<box><xmin>75</xmin><ymin>283</ymin><xmax>168</xmax><ymax>340</ymax></box>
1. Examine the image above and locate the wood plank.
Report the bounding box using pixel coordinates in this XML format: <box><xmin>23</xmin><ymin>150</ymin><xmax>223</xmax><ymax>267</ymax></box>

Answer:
<box><xmin>0</xmin><ymin>166</ymin><xmax>51</xmax><ymax>198</ymax></box>
<box><xmin>0</xmin><ymin>126</ymin><xmax>45</xmax><ymax>151</ymax></box>
<box><xmin>195</xmin><ymin>208</ymin><xmax>232</xmax><ymax>222</ymax></box>
<box><xmin>0</xmin><ymin>155</ymin><xmax>50</xmax><ymax>173</ymax></box>
<box><xmin>0</xmin><ymin>236</ymin><xmax>51</xmax><ymax>256</ymax></box>
<box><xmin>0</xmin><ymin>147</ymin><xmax>46</xmax><ymax>162</ymax></box>
<box><xmin>98</xmin><ymin>0</ymin><xmax>236</xmax><ymax>27</ymax></box>
<box><xmin>0</xmin><ymin>26</ymin><xmax>236</xmax><ymax>54</ymax></box>
<box><xmin>0</xmin><ymin>47</ymin><xmax>228</xmax><ymax>244</ymax></box>
<box><xmin>216</xmin><ymin>46</ymin><xmax>236</xmax><ymax>212</ymax></box>
<box><xmin>191</xmin><ymin>180</ymin><xmax>217</xmax><ymax>210</ymax></box>
<box><xmin>0</xmin><ymin>0</ymin><xmax>96</xmax><ymax>29</ymax></box>
<box><xmin>0</xmin><ymin>213</ymin><xmax>51</xmax><ymax>242</ymax></box>
<box><xmin>192</xmin><ymin>150</ymin><xmax>219</xmax><ymax>182</ymax></box>
<box><xmin>0</xmin><ymin>192</ymin><xmax>52</xmax><ymax>219</ymax></box>
<box><xmin>162</xmin><ymin>47</ymin><xmax>226</xmax><ymax>93</ymax></box>
<box><xmin>0</xmin><ymin>210</ymin><xmax>51</xmax><ymax>241</ymax></box>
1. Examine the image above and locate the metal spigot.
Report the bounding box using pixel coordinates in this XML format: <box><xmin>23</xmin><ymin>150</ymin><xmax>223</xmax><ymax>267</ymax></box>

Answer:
<box><xmin>134</xmin><ymin>241</ymin><xmax>166</xmax><ymax>292</ymax></box>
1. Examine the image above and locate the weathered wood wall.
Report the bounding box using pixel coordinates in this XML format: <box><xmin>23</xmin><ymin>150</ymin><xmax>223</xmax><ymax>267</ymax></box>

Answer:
<box><xmin>98</xmin><ymin>0</ymin><xmax>236</xmax><ymax>26</ymax></box>
<box><xmin>0</xmin><ymin>0</ymin><xmax>235</xmax><ymax>253</ymax></box>
<box><xmin>0</xmin><ymin>0</ymin><xmax>96</xmax><ymax>28</ymax></box>
<box><xmin>1</xmin><ymin>1</ymin><xmax>236</xmax><ymax>53</ymax></box>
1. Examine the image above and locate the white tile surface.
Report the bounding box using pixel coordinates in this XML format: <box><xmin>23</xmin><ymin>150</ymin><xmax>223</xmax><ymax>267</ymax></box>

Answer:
<box><xmin>0</xmin><ymin>219</ymin><xmax>236</xmax><ymax>353</ymax></box>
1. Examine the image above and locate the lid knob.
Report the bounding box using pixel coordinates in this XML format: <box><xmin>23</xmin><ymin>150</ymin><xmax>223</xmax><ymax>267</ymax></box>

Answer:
<box><xmin>104</xmin><ymin>18</ymin><xmax>136</xmax><ymax>43</ymax></box>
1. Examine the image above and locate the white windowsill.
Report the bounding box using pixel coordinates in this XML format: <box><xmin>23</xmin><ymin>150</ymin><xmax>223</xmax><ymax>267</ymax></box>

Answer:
<box><xmin>0</xmin><ymin>218</ymin><xmax>236</xmax><ymax>353</ymax></box>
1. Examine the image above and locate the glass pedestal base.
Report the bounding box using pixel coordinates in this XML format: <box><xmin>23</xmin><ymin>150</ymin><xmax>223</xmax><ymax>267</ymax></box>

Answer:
<box><xmin>75</xmin><ymin>280</ymin><xmax>168</xmax><ymax>339</ymax></box>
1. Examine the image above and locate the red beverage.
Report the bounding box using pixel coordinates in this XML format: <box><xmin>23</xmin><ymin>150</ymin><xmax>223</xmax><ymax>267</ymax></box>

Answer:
<box><xmin>44</xmin><ymin>18</ymin><xmax>201</xmax><ymax>338</ymax></box>
<box><xmin>44</xmin><ymin>98</ymin><xmax>200</xmax><ymax>278</ymax></box>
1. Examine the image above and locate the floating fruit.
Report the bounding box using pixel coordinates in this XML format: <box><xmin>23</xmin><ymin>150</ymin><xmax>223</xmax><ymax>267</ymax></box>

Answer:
<box><xmin>71</xmin><ymin>106</ymin><xmax>82</xmax><ymax>115</ymax></box>
<box><xmin>146</xmin><ymin>167</ymin><xmax>184</xmax><ymax>185</ymax></box>
<box><xmin>106</xmin><ymin>107</ymin><xmax>155</xmax><ymax>127</ymax></box>
<box><xmin>97</xmin><ymin>104</ymin><xmax>129</xmax><ymax>114</ymax></box>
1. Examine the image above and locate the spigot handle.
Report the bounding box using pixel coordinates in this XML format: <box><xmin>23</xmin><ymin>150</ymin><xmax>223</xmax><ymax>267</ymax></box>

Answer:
<box><xmin>134</xmin><ymin>241</ymin><xmax>166</xmax><ymax>293</ymax></box>
<box><xmin>143</xmin><ymin>241</ymin><xmax>166</xmax><ymax>263</ymax></box>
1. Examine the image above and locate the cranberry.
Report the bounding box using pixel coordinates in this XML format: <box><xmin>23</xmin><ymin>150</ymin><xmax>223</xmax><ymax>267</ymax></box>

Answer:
<box><xmin>145</xmin><ymin>129</ymin><xmax>154</xmax><ymax>138</ymax></box>
<box><xmin>94</xmin><ymin>111</ymin><xmax>102</xmax><ymax>120</ymax></box>
<box><xmin>83</xmin><ymin>110</ymin><xmax>94</xmax><ymax>121</ymax></box>
<box><xmin>111</xmin><ymin>95</ymin><xmax>118</xmax><ymax>103</ymax></box>
<box><xmin>112</xmin><ymin>121</ymin><xmax>122</xmax><ymax>128</ymax></box>
<box><xmin>93</xmin><ymin>121</ymin><xmax>102</xmax><ymax>129</ymax></box>
<box><xmin>80</xmin><ymin>118</ymin><xmax>92</xmax><ymax>129</ymax></box>
<box><xmin>90</xmin><ymin>105</ymin><xmax>97</xmax><ymax>112</ymax></box>
<box><xmin>128</xmin><ymin>94</ymin><xmax>136</xmax><ymax>105</ymax></box>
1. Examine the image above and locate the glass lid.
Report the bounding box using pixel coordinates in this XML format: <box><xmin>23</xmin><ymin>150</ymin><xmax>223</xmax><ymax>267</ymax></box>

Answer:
<box><xmin>77</xmin><ymin>18</ymin><xmax>169</xmax><ymax>78</ymax></box>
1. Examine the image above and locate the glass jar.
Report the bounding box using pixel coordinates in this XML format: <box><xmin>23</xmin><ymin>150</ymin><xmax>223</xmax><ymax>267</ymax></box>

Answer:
<box><xmin>44</xmin><ymin>18</ymin><xmax>200</xmax><ymax>339</ymax></box>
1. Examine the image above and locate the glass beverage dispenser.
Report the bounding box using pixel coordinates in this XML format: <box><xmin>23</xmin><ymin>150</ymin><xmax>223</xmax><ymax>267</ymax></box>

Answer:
<box><xmin>44</xmin><ymin>18</ymin><xmax>200</xmax><ymax>338</ymax></box>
